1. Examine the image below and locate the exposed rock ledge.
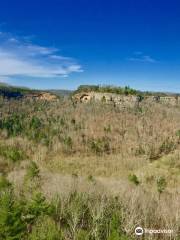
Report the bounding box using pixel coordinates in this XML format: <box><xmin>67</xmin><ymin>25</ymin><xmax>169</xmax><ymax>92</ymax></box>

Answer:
<box><xmin>72</xmin><ymin>92</ymin><xmax>180</xmax><ymax>106</ymax></box>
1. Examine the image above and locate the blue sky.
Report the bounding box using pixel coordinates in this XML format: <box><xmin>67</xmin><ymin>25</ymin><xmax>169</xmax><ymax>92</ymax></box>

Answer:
<box><xmin>0</xmin><ymin>0</ymin><xmax>180</xmax><ymax>92</ymax></box>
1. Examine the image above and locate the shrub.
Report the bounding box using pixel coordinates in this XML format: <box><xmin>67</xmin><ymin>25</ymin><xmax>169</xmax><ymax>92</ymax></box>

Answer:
<box><xmin>104</xmin><ymin>125</ymin><xmax>111</xmax><ymax>133</ymax></box>
<box><xmin>63</xmin><ymin>136</ymin><xmax>73</xmax><ymax>149</ymax></box>
<box><xmin>101</xmin><ymin>96</ymin><xmax>106</xmax><ymax>102</ymax></box>
<box><xmin>62</xmin><ymin>136</ymin><xmax>73</xmax><ymax>153</ymax></box>
<box><xmin>71</xmin><ymin>118</ymin><xmax>76</xmax><ymax>125</ymax></box>
<box><xmin>24</xmin><ymin>192</ymin><xmax>54</xmax><ymax>224</ymax></box>
<box><xmin>62</xmin><ymin>192</ymin><xmax>90</xmax><ymax>238</ymax></box>
<box><xmin>87</xmin><ymin>175</ymin><xmax>96</xmax><ymax>183</ymax></box>
<box><xmin>59</xmin><ymin>118</ymin><xmax>65</xmax><ymax>126</ymax></box>
<box><xmin>30</xmin><ymin>116</ymin><xmax>42</xmax><ymax>130</ymax></box>
<box><xmin>28</xmin><ymin>216</ymin><xmax>62</xmax><ymax>240</ymax></box>
<box><xmin>75</xmin><ymin>229</ymin><xmax>89</xmax><ymax>240</ymax></box>
<box><xmin>128</xmin><ymin>174</ymin><xmax>140</xmax><ymax>185</ymax></box>
<box><xmin>176</xmin><ymin>130</ymin><xmax>180</xmax><ymax>137</ymax></box>
<box><xmin>0</xmin><ymin>190</ymin><xmax>26</xmax><ymax>240</ymax></box>
<box><xmin>0</xmin><ymin>184</ymin><xmax>133</xmax><ymax>240</ymax></box>
<box><xmin>137</xmin><ymin>95</ymin><xmax>144</xmax><ymax>102</ymax></box>
<box><xmin>90</xmin><ymin>137</ymin><xmax>110</xmax><ymax>155</ymax></box>
<box><xmin>0</xmin><ymin>190</ymin><xmax>56</xmax><ymax>240</ymax></box>
<box><xmin>157</xmin><ymin>176</ymin><xmax>167</xmax><ymax>194</ymax></box>
<box><xmin>89</xmin><ymin>197</ymin><xmax>124</xmax><ymax>240</ymax></box>
<box><xmin>0</xmin><ymin>175</ymin><xmax>11</xmax><ymax>190</ymax></box>
<box><xmin>76</xmin><ymin>85</ymin><xmax>138</xmax><ymax>95</ymax></box>
<box><xmin>108</xmin><ymin>213</ymin><xmax>129</xmax><ymax>240</ymax></box>
<box><xmin>0</xmin><ymin>114</ymin><xmax>24</xmax><ymax>137</ymax></box>
<box><xmin>107</xmin><ymin>214</ymin><xmax>123</xmax><ymax>240</ymax></box>
<box><xmin>0</xmin><ymin>145</ymin><xmax>26</xmax><ymax>162</ymax></box>
<box><xmin>26</xmin><ymin>161</ymin><xmax>40</xmax><ymax>180</ymax></box>
<box><xmin>0</xmin><ymin>160</ymin><xmax>9</xmax><ymax>175</ymax></box>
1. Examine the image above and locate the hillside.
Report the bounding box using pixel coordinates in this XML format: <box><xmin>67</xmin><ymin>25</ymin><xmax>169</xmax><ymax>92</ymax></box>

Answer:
<box><xmin>0</xmin><ymin>91</ymin><xmax>180</xmax><ymax>239</ymax></box>
<box><xmin>48</xmin><ymin>89</ymin><xmax>73</xmax><ymax>97</ymax></box>
<box><xmin>1</xmin><ymin>83</ymin><xmax>179</xmax><ymax>101</ymax></box>
<box><xmin>0</xmin><ymin>83</ymin><xmax>39</xmax><ymax>99</ymax></box>
<box><xmin>0</xmin><ymin>83</ymin><xmax>60</xmax><ymax>100</ymax></box>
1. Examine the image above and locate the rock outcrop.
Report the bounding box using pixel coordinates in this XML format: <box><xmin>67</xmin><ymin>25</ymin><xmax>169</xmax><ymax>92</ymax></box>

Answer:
<box><xmin>24</xmin><ymin>92</ymin><xmax>58</xmax><ymax>101</ymax></box>
<box><xmin>73</xmin><ymin>92</ymin><xmax>180</xmax><ymax>106</ymax></box>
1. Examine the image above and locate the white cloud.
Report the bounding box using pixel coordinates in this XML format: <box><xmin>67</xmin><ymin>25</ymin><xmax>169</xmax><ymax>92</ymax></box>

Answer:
<box><xmin>49</xmin><ymin>55</ymin><xmax>72</xmax><ymax>61</ymax></box>
<box><xmin>0</xmin><ymin>32</ymin><xmax>83</xmax><ymax>80</ymax></box>
<box><xmin>0</xmin><ymin>76</ymin><xmax>11</xmax><ymax>83</ymax></box>
<box><xmin>128</xmin><ymin>52</ymin><xmax>157</xmax><ymax>63</ymax></box>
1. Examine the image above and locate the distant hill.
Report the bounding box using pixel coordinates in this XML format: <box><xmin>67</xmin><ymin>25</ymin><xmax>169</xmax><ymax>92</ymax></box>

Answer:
<box><xmin>0</xmin><ymin>83</ymin><xmax>73</xmax><ymax>100</ymax></box>
<box><xmin>0</xmin><ymin>82</ymin><xmax>10</xmax><ymax>87</ymax></box>
<box><xmin>48</xmin><ymin>89</ymin><xmax>73</xmax><ymax>97</ymax></box>
<box><xmin>0</xmin><ymin>83</ymin><xmax>38</xmax><ymax>99</ymax></box>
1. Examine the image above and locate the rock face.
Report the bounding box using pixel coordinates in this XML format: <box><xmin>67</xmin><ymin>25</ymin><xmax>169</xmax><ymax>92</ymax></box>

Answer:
<box><xmin>73</xmin><ymin>92</ymin><xmax>180</xmax><ymax>106</ymax></box>
<box><xmin>24</xmin><ymin>92</ymin><xmax>58</xmax><ymax>101</ymax></box>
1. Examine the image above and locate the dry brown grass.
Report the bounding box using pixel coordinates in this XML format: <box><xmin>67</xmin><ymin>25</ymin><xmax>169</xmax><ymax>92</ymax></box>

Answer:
<box><xmin>1</xmin><ymin>98</ymin><xmax>180</xmax><ymax>239</ymax></box>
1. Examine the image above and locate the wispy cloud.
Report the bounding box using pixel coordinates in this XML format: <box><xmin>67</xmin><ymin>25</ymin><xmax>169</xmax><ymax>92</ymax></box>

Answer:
<box><xmin>0</xmin><ymin>32</ymin><xmax>83</xmax><ymax>81</ymax></box>
<box><xmin>127</xmin><ymin>52</ymin><xmax>157</xmax><ymax>63</ymax></box>
<box><xmin>0</xmin><ymin>76</ymin><xmax>11</xmax><ymax>83</ymax></box>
